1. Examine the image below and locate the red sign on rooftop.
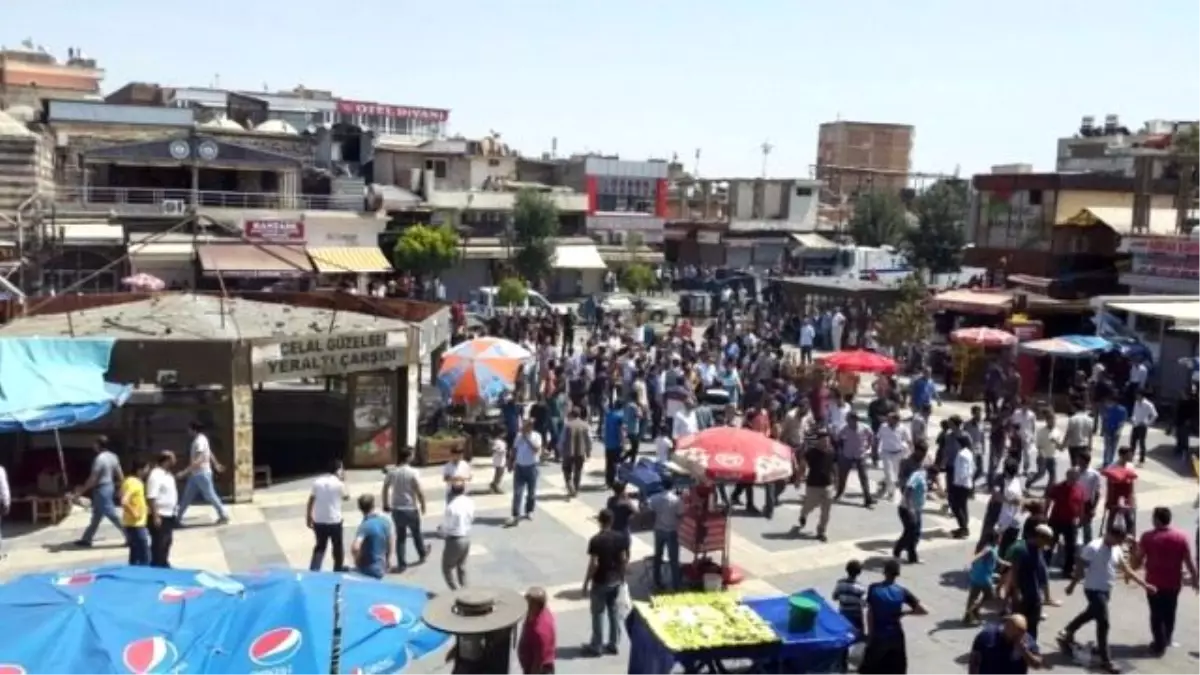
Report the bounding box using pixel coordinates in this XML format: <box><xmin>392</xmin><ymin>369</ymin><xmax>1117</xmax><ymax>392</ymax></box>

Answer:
<box><xmin>335</xmin><ymin>99</ymin><xmax>449</xmax><ymax>122</ymax></box>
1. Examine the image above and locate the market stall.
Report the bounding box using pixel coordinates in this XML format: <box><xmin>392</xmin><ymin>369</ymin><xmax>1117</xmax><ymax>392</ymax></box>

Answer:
<box><xmin>948</xmin><ymin>327</ymin><xmax>1017</xmax><ymax>400</ymax></box>
<box><xmin>672</xmin><ymin>428</ymin><xmax>795</xmax><ymax>587</ymax></box>
<box><xmin>627</xmin><ymin>590</ymin><xmax>857</xmax><ymax>674</ymax></box>
<box><xmin>1018</xmin><ymin>335</ymin><xmax>1112</xmax><ymax>407</ymax></box>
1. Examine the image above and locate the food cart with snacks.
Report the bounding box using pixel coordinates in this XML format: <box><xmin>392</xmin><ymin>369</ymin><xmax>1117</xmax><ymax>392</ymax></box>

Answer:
<box><xmin>678</xmin><ymin>483</ymin><xmax>736</xmax><ymax>587</ymax></box>
<box><xmin>626</xmin><ymin>590</ymin><xmax>858</xmax><ymax>674</ymax></box>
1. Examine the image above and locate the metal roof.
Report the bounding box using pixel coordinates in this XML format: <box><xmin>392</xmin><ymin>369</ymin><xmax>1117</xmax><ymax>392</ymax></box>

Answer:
<box><xmin>0</xmin><ymin>293</ymin><xmax>411</xmax><ymax>341</ymax></box>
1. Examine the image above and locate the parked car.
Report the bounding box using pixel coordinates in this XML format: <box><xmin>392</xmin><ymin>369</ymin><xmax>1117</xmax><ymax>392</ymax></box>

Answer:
<box><xmin>468</xmin><ymin>286</ymin><xmax>569</xmax><ymax>317</ymax></box>
<box><xmin>578</xmin><ymin>292</ymin><xmax>675</xmax><ymax>323</ymax></box>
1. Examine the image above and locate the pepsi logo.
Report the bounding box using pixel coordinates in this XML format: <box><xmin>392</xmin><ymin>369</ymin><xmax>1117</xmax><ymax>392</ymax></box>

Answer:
<box><xmin>158</xmin><ymin>586</ymin><xmax>204</xmax><ymax>603</ymax></box>
<box><xmin>123</xmin><ymin>636</ymin><xmax>178</xmax><ymax>675</ymax></box>
<box><xmin>368</xmin><ymin>603</ymin><xmax>404</xmax><ymax>627</ymax></box>
<box><xmin>0</xmin><ymin>664</ymin><xmax>26</xmax><ymax>675</ymax></box>
<box><xmin>248</xmin><ymin>627</ymin><xmax>303</xmax><ymax>667</ymax></box>
<box><xmin>52</xmin><ymin>573</ymin><xmax>96</xmax><ymax>587</ymax></box>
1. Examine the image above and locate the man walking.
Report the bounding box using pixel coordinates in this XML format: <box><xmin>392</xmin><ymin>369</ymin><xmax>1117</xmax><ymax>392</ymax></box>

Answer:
<box><xmin>835</xmin><ymin>413</ymin><xmax>875</xmax><ymax>508</ymax></box>
<box><xmin>307</xmin><ymin>459</ymin><xmax>347</xmax><ymax>572</ymax></box>
<box><xmin>146</xmin><ymin>450</ymin><xmax>178</xmax><ymax>568</ymax></box>
<box><xmin>382</xmin><ymin>447</ymin><xmax>430</xmax><ymax>571</ymax></box>
<box><xmin>582</xmin><ymin>509</ymin><xmax>627</xmax><ymax>657</ymax></box>
<box><xmin>948</xmin><ymin>434</ymin><xmax>975</xmax><ymax>539</ymax></box>
<box><xmin>1099</xmin><ymin>397</ymin><xmax>1127</xmax><ymax>467</ymax></box>
<box><xmin>649</xmin><ymin>477</ymin><xmax>683</xmax><ymax>590</ymax></box>
<box><xmin>441</xmin><ymin>477</ymin><xmax>475</xmax><ymax>590</ymax></box>
<box><xmin>1132</xmin><ymin>506</ymin><xmax>1199</xmax><ymax>656</ymax></box>
<box><xmin>176</xmin><ymin>421</ymin><xmax>230</xmax><ymax>526</ymax></box>
<box><xmin>508</xmin><ymin>418</ymin><xmax>542</xmax><ymax>526</ymax></box>
<box><xmin>1058</xmin><ymin>525</ymin><xmax>1156</xmax><ymax>673</ymax></box>
<box><xmin>877</xmin><ymin>412</ymin><xmax>912</xmax><ymax>500</ymax></box>
<box><xmin>796</xmin><ymin>431</ymin><xmax>837</xmax><ymax>542</ymax></box>
<box><xmin>563</xmin><ymin>407</ymin><xmax>591</xmax><ymax>498</ymax></box>
<box><xmin>1130</xmin><ymin>391</ymin><xmax>1158</xmax><ymax>466</ymax></box>
<box><xmin>71</xmin><ymin>435</ymin><xmax>124</xmax><ymax>547</ymax></box>
<box><xmin>893</xmin><ymin>445</ymin><xmax>928</xmax><ymax>564</ymax></box>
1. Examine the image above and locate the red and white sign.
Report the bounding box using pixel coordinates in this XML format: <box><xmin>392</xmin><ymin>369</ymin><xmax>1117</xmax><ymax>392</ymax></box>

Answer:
<box><xmin>1122</xmin><ymin>235</ymin><xmax>1200</xmax><ymax>257</ymax></box>
<box><xmin>335</xmin><ymin>100</ymin><xmax>449</xmax><ymax>122</ymax></box>
<box><xmin>244</xmin><ymin>219</ymin><xmax>304</xmax><ymax>241</ymax></box>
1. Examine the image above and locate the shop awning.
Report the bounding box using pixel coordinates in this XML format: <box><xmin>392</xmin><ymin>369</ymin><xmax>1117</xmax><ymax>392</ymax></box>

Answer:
<box><xmin>1107</xmin><ymin>300</ymin><xmax>1200</xmax><ymax>323</ymax></box>
<box><xmin>196</xmin><ymin>244</ymin><xmax>313</xmax><ymax>278</ymax></box>
<box><xmin>461</xmin><ymin>245</ymin><xmax>509</xmax><ymax>260</ymax></box>
<box><xmin>308</xmin><ymin>246</ymin><xmax>394</xmax><ymax>274</ymax></box>
<box><xmin>932</xmin><ymin>289</ymin><xmax>1012</xmax><ymax>315</ymax></box>
<box><xmin>552</xmin><ymin>244</ymin><xmax>607</xmax><ymax>270</ymax></box>
<box><xmin>60</xmin><ymin>222</ymin><xmax>124</xmax><ymax>245</ymax></box>
<box><xmin>789</xmin><ymin>233</ymin><xmax>838</xmax><ymax>250</ymax></box>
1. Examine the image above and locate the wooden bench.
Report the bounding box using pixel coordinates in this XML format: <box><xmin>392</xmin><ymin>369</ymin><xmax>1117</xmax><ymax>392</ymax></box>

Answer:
<box><xmin>253</xmin><ymin>465</ymin><xmax>272</xmax><ymax>488</ymax></box>
<box><xmin>17</xmin><ymin>495</ymin><xmax>72</xmax><ymax>524</ymax></box>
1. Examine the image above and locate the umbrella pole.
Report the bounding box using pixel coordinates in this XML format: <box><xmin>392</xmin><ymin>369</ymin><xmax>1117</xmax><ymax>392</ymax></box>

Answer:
<box><xmin>53</xmin><ymin>429</ymin><xmax>68</xmax><ymax>487</ymax></box>
<box><xmin>330</xmin><ymin>581</ymin><xmax>343</xmax><ymax>674</ymax></box>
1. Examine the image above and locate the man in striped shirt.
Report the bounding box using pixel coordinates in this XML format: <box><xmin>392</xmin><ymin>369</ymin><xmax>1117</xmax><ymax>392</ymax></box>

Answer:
<box><xmin>832</xmin><ymin>559</ymin><xmax>866</xmax><ymax>634</ymax></box>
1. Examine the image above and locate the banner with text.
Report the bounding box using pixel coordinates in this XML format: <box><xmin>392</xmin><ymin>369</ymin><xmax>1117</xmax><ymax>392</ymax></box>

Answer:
<box><xmin>250</xmin><ymin>331</ymin><xmax>408</xmax><ymax>382</ymax></box>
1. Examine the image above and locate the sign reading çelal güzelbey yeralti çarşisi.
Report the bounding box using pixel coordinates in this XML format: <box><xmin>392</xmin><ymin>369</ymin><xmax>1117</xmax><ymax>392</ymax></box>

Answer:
<box><xmin>250</xmin><ymin>331</ymin><xmax>407</xmax><ymax>382</ymax></box>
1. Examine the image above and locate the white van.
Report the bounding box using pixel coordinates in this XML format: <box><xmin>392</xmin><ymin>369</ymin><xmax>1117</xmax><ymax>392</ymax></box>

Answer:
<box><xmin>468</xmin><ymin>286</ymin><xmax>566</xmax><ymax>317</ymax></box>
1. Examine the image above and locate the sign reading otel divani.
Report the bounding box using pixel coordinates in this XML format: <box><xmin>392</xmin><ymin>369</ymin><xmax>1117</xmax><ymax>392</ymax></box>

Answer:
<box><xmin>250</xmin><ymin>331</ymin><xmax>408</xmax><ymax>383</ymax></box>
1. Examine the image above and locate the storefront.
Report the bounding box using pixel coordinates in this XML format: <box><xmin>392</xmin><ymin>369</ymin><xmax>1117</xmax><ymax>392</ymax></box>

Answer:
<box><xmin>195</xmin><ymin>242</ymin><xmax>314</xmax><ymax>289</ymax></box>
<box><xmin>548</xmin><ymin>243</ymin><xmax>607</xmax><ymax>298</ymax></box>
<box><xmin>42</xmin><ymin>222</ymin><xmax>127</xmax><ymax>294</ymax></box>
<box><xmin>1119</xmin><ymin>235</ymin><xmax>1199</xmax><ymax>295</ymax></box>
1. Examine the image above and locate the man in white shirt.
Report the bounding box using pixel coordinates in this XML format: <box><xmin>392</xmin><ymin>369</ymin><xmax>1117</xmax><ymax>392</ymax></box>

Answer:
<box><xmin>799</xmin><ymin>320</ymin><xmax>816</xmax><ymax>365</ymax></box>
<box><xmin>1010</xmin><ymin>400</ymin><xmax>1038</xmax><ymax>474</ymax></box>
<box><xmin>1059</xmin><ymin>525</ymin><xmax>1155</xmax><ymax>670</ymax></box>
<box><xmin>441</xmin><ymin>478</ymin><xmax>475</xmax><ymax>590</ymax></box>
<box><xmin>826</xmin><ymin>394</ymin><xmax>851</xmax><ymax>434</ymax></box>
<box><xmin>0</xmin><ymin>463</ymin><xmax>9</xmax><ymax>558</ymax></box>
<box><xmin>996</xmin><ymin>461</ymin><xmax>1026</xmax><ymax>553</ymax></box>
<box><xmin>1063</xmin><ymin>403</ymin><xmax>1094</xmax><ymax>466</ymax></box>
<box><xmin>442</xmin><ymin>447</ymin><xmax>473</xmax><ymax>502</ymax></box>
<box><xmin>875</xmin><ymin>412</ymin><xmax>912</xmax><ymax>500</ymax></box>
<box><xmin>948</xmin><ymin>442</ymin><xmax>976</xmax><ymax>538</ymax></box>
<box><xmin>307</xmin><ymin>459</ymin><xmax>347</xmax><ymax>572</ymax></box>
<box><xmin>1130</xmin><ymin>391</ymin><xmax>1158</xmax><ymax>465</ymax></box>
<box><xmin>831</xmin><ymin>310</ymin><xmax>846</xmax><ymax>352</ymax></box>
<box><xmin>1029</xmin><ymin>411</ymin><xmax>1063</xmax><ymax>490</ymax></box>
<box><xmin>146</xmin><ymin>450</ymin><xmax>179</xmax><ymax>568</ymax></box>
<box><xmin>507</xmin><ymin>419</ymin><xmax>542</xmax><ymax>526</ymax></box>
<box><xmin>672</xmin><ymin>399</ymin><xmax>701</xmax><ymax>439</ymax></box>
<box><xmin>176</xmin><ymin>422</ymin><xmax>229</xmax><ymax>526</ymax></box>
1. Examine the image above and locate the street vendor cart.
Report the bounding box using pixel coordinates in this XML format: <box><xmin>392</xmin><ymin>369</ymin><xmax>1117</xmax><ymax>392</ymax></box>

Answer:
<box><xmin>626</xmin><ymin>589</ymin><xmax>857</xmax><ymax>674</ymax></box>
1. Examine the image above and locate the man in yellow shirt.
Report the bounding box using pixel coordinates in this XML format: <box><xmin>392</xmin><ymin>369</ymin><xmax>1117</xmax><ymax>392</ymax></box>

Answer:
<box><xmin>121</xmin><ymin>457</ymin><xmax>151</xmax><ymax>566</ymax></box>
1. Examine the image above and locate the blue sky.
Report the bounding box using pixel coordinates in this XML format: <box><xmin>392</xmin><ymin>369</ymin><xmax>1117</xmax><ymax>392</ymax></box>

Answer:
<box><xmin>5</xmin><ymin>0</ymin><xmax>1197</xmax><ymax>177</ymax></box>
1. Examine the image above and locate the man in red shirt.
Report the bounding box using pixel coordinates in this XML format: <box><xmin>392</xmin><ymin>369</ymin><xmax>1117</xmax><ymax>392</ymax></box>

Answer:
<box><xmin>1132</xmin><ymin>507</ymin><xmax>1199</xmax><ymax>656</ymax></box>
<box><xmin>1100</xmin><ymin>446</ymin><xmax>1138</xmax><ymax>537</ymax></box>
<box><xmin>517</xmin><ymin>587</ymin><xmax>556</xmax><ymax>673</ymax></box>
<box><xmin>1045</xmin><ymin>468</ymin><xmax>1087</xmax><ymax>577</ymax></box>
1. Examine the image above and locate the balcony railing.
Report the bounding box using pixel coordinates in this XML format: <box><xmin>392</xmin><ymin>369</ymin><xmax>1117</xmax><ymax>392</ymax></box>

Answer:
<box><xmin>53</xmin><ymin>186</ymin><xmax>365</xmax><ymax>213</ymax></box>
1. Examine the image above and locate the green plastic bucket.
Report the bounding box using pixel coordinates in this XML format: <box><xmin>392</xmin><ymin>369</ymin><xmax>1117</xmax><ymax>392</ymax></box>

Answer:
<box><xmin>788</xmin><ymin>595</ymin><xmax>819</xmax><ymax>634</ymax></box>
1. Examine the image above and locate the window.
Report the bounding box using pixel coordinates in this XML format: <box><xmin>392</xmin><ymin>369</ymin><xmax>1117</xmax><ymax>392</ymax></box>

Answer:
<box><xmin>488</xmin><ymin>158</ymin><xmax>500</xmax><ymax>167</ymax></box>
<box><xmin>1028</xmin><ymin>190</ymin><xmax>1043</xmax><ymax>206</ymax></box>
<box><xmin>425</xmin><ymin>159</ymin><xmax>448</xmax><ymax>179</ymax></box>
<box><xmin>795</xmin><ymin>187</ymin><xmax>813</xmax><ymax>197</ymax></box>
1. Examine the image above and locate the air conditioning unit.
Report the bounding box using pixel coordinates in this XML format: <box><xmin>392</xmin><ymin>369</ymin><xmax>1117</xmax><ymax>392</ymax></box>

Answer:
<box><xmin>162</xmin><ymin>199</ymin><xmax>186</xmax><ymax>215</ymax></box>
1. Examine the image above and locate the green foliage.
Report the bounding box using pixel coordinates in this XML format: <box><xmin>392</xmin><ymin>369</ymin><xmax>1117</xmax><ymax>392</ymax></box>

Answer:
<box><xmin>512</xmin><ymin>189</ymin><xmax>560</xmax><ymax>283</ymax></box>
<box><xmin>392</xmin><ymin>224</ymin><xmax>459</xmax><ymax>276</ymax></box>
<box><xmin>620</xmin><ymin>263</ymin><xmax>656</xmax><ymax>294</ymax></box>
<box><xmin>876</xmin><ymin>272</ymin><xmax>932</xmax><ymax>350</ymax></box>
<box><xmin>848</xmin><ymin>191</ymin><xmax>909</xmax><ymax>247</ymax></box>
<box><xmin>1172</xmin><ymin>124</ymin><xmax>1199</xmax><ymax>157</ymax></box>
<box><xmin>903</xmin><ymin>179</ymin><xmax>967</xmax><ymax>274</ymax></box>
<box><xmin>496</xmin><ymin>277</ymin><xmax>528</xmax><ymax>307</ymax></box>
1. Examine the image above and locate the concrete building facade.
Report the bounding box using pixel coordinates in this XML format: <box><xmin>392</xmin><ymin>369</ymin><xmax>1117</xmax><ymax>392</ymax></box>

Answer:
<box><xmin>0</xmin><ymin>44</ymin><xmax>103</xmax><ymax>108</ymax></box>
<box><xmin>815</xmin><ymin>120</ymin><xmax>914</xmax><ymax>202</ymax></box>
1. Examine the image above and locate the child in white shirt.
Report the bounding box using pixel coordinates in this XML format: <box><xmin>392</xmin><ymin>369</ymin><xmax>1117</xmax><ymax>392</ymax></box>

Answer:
<box><xmin>489</xmin><ymin>432</ymin><xmax>507</xmax><ymax>493</ymax></box>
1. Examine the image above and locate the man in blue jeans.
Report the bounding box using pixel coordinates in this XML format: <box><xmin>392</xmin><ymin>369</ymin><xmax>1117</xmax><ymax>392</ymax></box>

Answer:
<box><xmin>176</xmin><ymin>422</ymin><xmax>230</xmax><ymax>526</ymax></box>
<box><xmin>582</xmin><ymin>508</ymin><xmax>627</xmax><ymax>657</ymax></box>
<box><xmin>1098</xmin><ymin>397</ymin><xmax>1127</xmax><ymax>467</ymax></box>
<box><xmin>507</xmin><ymin>419</ymin><xmax>541</xmax><ymax>527</ymax></box>
<box><xmin>649</xmin><ymin>479</ymin><xmax>683</xmax><ymax>590</ymax></box>
<box><xmin>382</xmin><ymin>448</ymin><xmax>430</xmax><ymax>570</ymax></box>
<box><xmin>72</xmin><ymin>436</ymin><xmax>124</xmax><ymax>547</ymax></box>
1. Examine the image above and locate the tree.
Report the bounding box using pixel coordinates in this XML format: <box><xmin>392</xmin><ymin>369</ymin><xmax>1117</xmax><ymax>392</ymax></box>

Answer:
<box><xmin>847</xmin><ymin>191</ymin><xmax>909</xmax><ymax>247</ymax></box>
<box><xmin>496</xmin><ymin>277</ymin><xmax>528</xmax><ymax>307</ymax></box>
<box><xmin>620</xmin><ymin>263</ymin><xmax>656</xmax><ymax>294</ymax></box>
<box><xmin>511</xmin><ymin>189</ymin><xmax>559</xmax><ymax>285</ymax></box>
<box><xmin>392</xmin><ymin>224</ymin><xmax>459</xmax><ymax>277</ymax></box>
<box><xmin>876</xmin><ymin>272</ymin><xmax>932</xmax><ymax>351</ymax></box>
<box><xmin>903</xmin><ymin>179</ymin><xmax>968</xmax><ymax>274</ymax></box>
<box><xmin>1172</xmin><ymin>123</ymin><xmax>1199</xmax><ymax>157</ymax></box>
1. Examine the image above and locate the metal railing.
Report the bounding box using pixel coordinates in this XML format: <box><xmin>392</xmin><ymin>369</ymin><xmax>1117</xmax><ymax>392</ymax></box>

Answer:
<box><xmin>53</xmin><ymin>185</ymin><xmax>365</xmax><ymax>212</ymax></box>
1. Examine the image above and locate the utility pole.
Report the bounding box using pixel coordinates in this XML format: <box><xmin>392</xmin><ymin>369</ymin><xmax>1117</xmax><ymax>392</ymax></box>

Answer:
<box><xmin>760</xmin><ymin>141</ymin><xmax>773</xmax><ymax>178</ymax></box>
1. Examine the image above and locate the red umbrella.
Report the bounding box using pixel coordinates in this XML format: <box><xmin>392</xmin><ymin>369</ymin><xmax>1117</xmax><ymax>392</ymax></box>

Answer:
<box><xmin>672</xmin><ymin>427</ymin><xmax>794</xmax><ymax>484</ymax></box>
<box><xmin>819</xmin><ymin>349</ymin><xmax>898</xmax><ymax>374</ymax></box>
<box><xmin>950</xmin><ymin>326</ymin><xmax>1017</xmax><ymax>348</ymax></box>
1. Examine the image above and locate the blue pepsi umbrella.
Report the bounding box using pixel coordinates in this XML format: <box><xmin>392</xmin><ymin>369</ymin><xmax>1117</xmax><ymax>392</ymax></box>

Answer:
<box><xmin>0</xmin><ymin>566</ymin><xmax>448</xmax><ymax>674</ymax></box>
